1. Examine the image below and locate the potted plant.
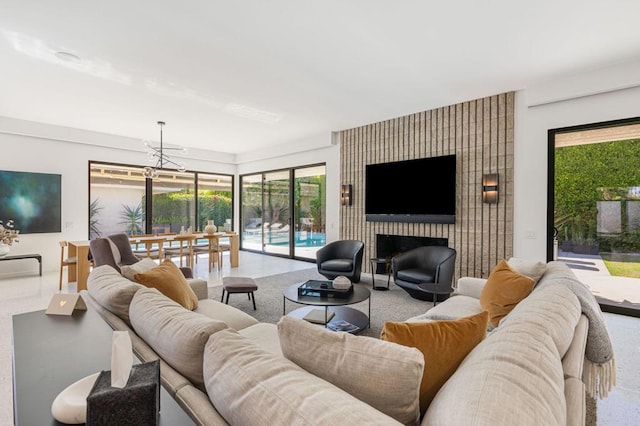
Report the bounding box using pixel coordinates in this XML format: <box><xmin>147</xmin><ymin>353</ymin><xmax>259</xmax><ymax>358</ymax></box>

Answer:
<box><xmin>0</xmin><ymin>219</ymin><xmax>19</xmax><ymax>257</ymax></box>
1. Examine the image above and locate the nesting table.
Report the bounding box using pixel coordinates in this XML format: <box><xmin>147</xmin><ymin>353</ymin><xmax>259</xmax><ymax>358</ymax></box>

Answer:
<box><xmin>283</xmin><ymin>283</ymin><xmax>371</xmax><ymax>333</ymax></box>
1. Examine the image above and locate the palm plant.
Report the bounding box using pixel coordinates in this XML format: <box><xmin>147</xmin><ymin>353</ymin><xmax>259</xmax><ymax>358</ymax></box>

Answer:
<box><xmin>89</xmin><ymin>198</ymin><xmax>103</xmax><ymax>238</ymax></box>
<box><xmin>119</xmin><ymin>203</ymin><xmax>144</xmax><ymax>235</ymax></box>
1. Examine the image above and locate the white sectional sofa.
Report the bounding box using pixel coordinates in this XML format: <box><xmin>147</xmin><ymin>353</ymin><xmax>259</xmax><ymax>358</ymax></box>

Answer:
<box><xmin>81</xmin><ymin>261</ymin><xmax>607</xmax><ymax>426</ymax></box>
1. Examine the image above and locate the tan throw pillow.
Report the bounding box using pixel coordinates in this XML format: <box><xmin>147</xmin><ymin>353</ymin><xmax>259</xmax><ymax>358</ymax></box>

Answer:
<box><xmin>120</xmin><ymin>257</ymin><xmax>158</xmax><ymax>281</ymax></box>
<box><xmin>381</xmin><ymin>311</ymin><xmax>488</xmax><ymax>416</ymax></box>
<box><xmin>133</xmin><ymin>259</ymin><xmax>198</xmax><ymax>310</ymax></box>
<box><xmin>480</xmin><ymin>259</ymin><xmax>535</xmax><ymax>327</ymax></box>
<box><xmin>278</xmin><ymin>316</ymin><xmax>424</xmax><ymax>425</ymax></box>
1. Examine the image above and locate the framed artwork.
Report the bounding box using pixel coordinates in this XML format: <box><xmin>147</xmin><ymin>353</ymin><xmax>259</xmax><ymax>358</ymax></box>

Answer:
<box><xmin>0</xmin><ymin>170</ymin><xmax>62</xmax><ymax>233</ymax></box>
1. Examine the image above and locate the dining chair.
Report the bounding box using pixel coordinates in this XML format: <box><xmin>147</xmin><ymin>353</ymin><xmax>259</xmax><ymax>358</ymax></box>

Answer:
<box><xmin>58</xmin><ymin>241</ymin><xmax>77</xmax><ymax>290</ymax></box>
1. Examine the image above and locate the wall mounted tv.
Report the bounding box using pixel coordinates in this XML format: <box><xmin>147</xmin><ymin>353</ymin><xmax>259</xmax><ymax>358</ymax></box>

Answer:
<box><xmin>365</xmin><ymin>155</ymin><xmax>456</xmax><ymax>224</ymax></box>
<box><xmin>0</xmin><ymin>170</ymin><xmax>62</xmax><ymax>233</ymax></box>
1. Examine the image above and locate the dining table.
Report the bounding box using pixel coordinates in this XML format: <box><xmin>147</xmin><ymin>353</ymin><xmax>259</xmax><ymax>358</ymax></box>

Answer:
<box><xmin>68</xmin><ymin>232</ymin><xmax>240</xmax><ymax>292</ymax></box>
<box><xmin>129</xmin><ymin>232</ymin><xmax>239</xmax><ymax>269</ymax></box>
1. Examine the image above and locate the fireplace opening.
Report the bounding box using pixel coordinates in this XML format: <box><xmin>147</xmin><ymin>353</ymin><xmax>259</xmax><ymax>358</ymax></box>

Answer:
<box><xmin>375</xmin><ymin>234</ymin><xmax>449</xmax><ymax>273</ymax></box>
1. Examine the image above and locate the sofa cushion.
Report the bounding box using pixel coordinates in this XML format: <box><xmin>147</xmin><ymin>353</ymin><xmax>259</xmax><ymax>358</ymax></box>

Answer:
<box><xmin>120</xmin><ymin>257</ymin><xmax>158</xmax><ymax>281</ymax></box>
<box><xmin>193</xmin><ymin>299</ymin><xmax>259</xmax><ymax>331</ymax></box>
<box><xmin>133</xmin><ymin>259</ymin><xmax>198</xmax><ymax>310</ymax></box>
<box><xmin>381</xmin><ymin>311</ymin><xmax>488</xmax><ymax>416</ymax></box>
<box><xmin>480</xmin><ymin>259</ymin><xmax>535</xmax><ymax>327</ymax></box>
<box><xmin>423</xmin><ymin>285</ymin><xmax>580</xmax><ymax>426</ymax></box>
<box><xmin>238</xmin><ymin>323</ymin><xmax>283</xmax><ymax>357</ymax></box>
<box><xmin>203</xmin><ymin>329</ymin><xmax>401</xmax><ymax>426</ymax></box>
<box><xmin>278</xmin><ymin>316</ymin><xmax>423</xmax><ymax>425</ymax></box>
<box><xmin>129</xmin><ymin>288</ymin><xmax>228</xmax><ymax>388</ymax></box>
<box><xmin>507</xmin><ymin>257</ymin><xmax>547</xmax><ymax>283</ymax></box>
<box><xmin>87</xmin><ymin>265</ymin><xmax>143</xmax><ymax>323</ymax></box>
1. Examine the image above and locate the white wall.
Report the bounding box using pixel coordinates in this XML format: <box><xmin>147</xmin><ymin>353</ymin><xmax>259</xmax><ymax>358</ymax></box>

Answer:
<box><xmin>514</xmin><ymin>60</ymin><xmax>640</xmax><ymax>260</ymax></box>
<box><xmin>0</xmin><ymin>118</ymin><xmax>235</xmax><ymax>276</ymax></box>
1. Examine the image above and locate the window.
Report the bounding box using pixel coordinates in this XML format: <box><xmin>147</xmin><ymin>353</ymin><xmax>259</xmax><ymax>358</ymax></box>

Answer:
<box><xmin>89</xmin><ymin>162</ymin><xmax>233</xmax><ymax>238</ymax></box>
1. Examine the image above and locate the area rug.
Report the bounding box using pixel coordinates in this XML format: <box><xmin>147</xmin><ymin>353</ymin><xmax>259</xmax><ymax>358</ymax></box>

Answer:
<box><xmin>208</xmin><ymin>268</ymin><xmax>431</xmax><ymax>337</ymax></box>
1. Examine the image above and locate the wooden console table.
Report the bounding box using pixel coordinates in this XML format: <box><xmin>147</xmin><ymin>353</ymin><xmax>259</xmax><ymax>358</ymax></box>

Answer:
<box><xmin>12</xmin><ymin>305</ymin><xmax>195</xmax><ymax>425</ymax></box>
<box><xmin>0</xmin><ymin>253</ymin><xmax>42</xmax><ymax>276</ymax></box>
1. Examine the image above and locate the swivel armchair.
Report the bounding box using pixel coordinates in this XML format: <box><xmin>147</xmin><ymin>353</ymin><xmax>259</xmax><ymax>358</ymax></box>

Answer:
<box><xmin>316</xmin><ymin>240</ymin><xmax>365</xmax><ymax>283</ymax></box>
<box><xmin>391</xmin><ymin>246</ymin><xmax>456</xmax><ymax>302</ymax></box>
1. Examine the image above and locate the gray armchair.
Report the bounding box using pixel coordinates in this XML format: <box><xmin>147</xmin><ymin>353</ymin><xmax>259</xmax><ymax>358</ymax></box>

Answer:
<box><xmin>316</xmin><ymin>240</ymin><xmax>365</xmax><ymax>283</ymax></box>
<box><xmin>391</xmin><ymin>246</ymin><xmax>456</xmax><ymax>302</ymax></box>
<box><xmin>89</xmin><ymin>234</ymin><xmax>193</xmax><ymax>278</ymax></box>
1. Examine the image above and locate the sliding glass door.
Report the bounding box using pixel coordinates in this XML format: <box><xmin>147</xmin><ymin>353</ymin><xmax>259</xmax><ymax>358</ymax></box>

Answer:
<box><xmin>263</xmin><ymin>170</ymin><xmax>291</xmax><ymax>255</ymax></box>
<box><xmin>240</xmin><ymin>164</ymin><xmax>326</xmax><ymax>260</ymax></box>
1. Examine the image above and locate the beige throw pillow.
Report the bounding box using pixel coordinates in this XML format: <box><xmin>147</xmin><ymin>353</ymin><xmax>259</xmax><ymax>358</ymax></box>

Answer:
<box><xmin>507</xmin><ymin>257</ymin><xmax>547</xmax><ymax>283</ymax></box>
<box><xmin>120</xmin><ymin>258</ymin><xmax>158</xmax><ymax>281</ymax></box>
<box><xmin>203</xmin><ymin>329</ymin><xmax>399</xmax><ymax>425</ymax></box>
<box><xmin>278</xmin><ymin>316</ymin><xmax>424</xmax><ymax>425</ymax></box>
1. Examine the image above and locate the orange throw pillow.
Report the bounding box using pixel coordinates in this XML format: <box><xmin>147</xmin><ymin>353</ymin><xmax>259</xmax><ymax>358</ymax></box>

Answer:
<box><xmin>133</xmin><ymin>259</ymin><xmax>198</xmax><ymax>310</ymax></box>
<box><xmin>380</xmin><ymin>311</ymin><xmax>488</xmax><ymax>416</ymax></box>
<box><xmin>480</xmin><ymin>259</ymin><xmax>535</xmax><ymax>327</ymax></box>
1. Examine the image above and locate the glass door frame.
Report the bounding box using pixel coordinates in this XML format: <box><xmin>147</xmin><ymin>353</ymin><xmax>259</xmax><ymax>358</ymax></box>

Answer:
<box><xmin>547</xmin><ymin>116</ymin><xmax>640</xmax><ymax>317</ymax></box>
<box><xmin>239</xmin><ymin>163</ymin><xmax>326</xmax><ymax>261</ymax></box>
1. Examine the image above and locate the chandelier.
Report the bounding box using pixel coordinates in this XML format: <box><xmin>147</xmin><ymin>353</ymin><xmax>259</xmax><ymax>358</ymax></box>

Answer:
<box><xmin>142</xmin><ymin>121</ymin><xmax>187</xmax><ymax>179</ymax></box>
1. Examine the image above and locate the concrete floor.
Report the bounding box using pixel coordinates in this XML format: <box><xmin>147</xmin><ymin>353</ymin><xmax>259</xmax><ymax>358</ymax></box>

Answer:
<box><xmin>1</xmin><ymin>251</ymin><xmax>638</xmax><ymax>425</ymax></box>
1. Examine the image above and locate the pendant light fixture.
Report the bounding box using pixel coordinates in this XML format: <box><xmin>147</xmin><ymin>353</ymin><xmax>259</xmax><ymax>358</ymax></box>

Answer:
<box><xmin>142</xmin><ymin>121</ymin><xmax>187</xmax><ymax>179</ymax></box>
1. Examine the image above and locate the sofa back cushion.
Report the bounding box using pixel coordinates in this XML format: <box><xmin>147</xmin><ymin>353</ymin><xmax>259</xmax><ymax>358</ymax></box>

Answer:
<box><xmin>87</xmin><ymin>265</ymin><xmax>143</xmax><ymax>323</ymax></box>
<box><xmin>278</xmin><ymin>316</ymin><xmax>423</xmax><ymax>425</ymax></box>
<box><xmin>203</xmin><ymin>329</ymin><xmax>401</xmax><ymax>426</ymax></box>
<box><xmin>423</xmin><ymin>285</ymin><xmax>581</xmax><ymax>426</ymax></box>
<box><xmin>129</xmin><ymin>288</ymin><xmax>228</xmax><ymax>387</ymax></box>
<box><xmin>480</xmin><ymin>259</ymin><xmax>535</xmax><ymax>327</ymax></box>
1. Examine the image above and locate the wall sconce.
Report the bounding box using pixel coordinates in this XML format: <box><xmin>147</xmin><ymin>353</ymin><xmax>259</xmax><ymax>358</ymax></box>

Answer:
<box><xmin>482</xmin><ymin>174</ymin><xmax>499</xmax><ymax>204</ymax></box>
<box><xmin>341</xmin><ymin>184</ymin><xmax>353</xmax><ymax>206</ymax></box>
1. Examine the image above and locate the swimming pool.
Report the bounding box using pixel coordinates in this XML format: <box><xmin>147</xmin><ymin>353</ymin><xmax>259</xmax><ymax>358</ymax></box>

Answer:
<box><xmin>245</xmin><ymin>231</ymin><xmax>326</xmax><ymax>247</ymax></box>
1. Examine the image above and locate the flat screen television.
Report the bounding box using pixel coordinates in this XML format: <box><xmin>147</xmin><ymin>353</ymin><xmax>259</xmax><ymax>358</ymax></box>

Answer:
<box><xmin>0</xmin><ymin>170</ymin><xmax>62</xmax><ymax>233</ymax></box>
<box><xmin>365</xmin><ymin>155</ymin><xmax>456</xmax><ymax>223</ymax></box>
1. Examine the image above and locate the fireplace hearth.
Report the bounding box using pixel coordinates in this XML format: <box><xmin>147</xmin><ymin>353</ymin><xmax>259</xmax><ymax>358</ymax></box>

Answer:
<box><xmin>375</xmin><ymin>234</ymin><xmax>448</xmax><ymax>273</ymax></box>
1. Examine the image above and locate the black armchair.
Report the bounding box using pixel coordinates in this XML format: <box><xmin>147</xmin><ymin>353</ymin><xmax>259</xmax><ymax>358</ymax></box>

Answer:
<box><xmin>316</xmin><ymin>240</ymin><xmax>365</xmax><ymax>283</ymax></box>
<box><xmin>391</xmin><ymin>246</ymin><xmax>456</xmax><ymax>302</ymax></box>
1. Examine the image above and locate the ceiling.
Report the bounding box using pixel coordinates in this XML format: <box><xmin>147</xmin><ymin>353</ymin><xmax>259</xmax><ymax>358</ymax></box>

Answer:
<box><xmin>2</xmin><ymin>1</ymin><xmax>640</xmax><ymax>155</ymax></box>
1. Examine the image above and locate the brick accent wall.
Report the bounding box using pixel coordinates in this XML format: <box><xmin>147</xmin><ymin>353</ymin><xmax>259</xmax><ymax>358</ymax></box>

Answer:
<box><xmin>340</xmin><ymin>92</ymin><xmax>514</xmax><ymax>280</ymax></box>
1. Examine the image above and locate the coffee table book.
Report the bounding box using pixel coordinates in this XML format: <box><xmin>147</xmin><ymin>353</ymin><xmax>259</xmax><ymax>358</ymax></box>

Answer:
<box><xmin>326</xmin><ymin>320</ymin><xmax>359</xmax><ymax>333</ymax></box>
<box><xmin>303</xmin><ymin>309</ymin><xmax>336</xmax><ymax>324</ymax></box>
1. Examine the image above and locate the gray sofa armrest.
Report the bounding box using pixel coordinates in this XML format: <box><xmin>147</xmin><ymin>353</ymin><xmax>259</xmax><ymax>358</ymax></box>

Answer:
<box><xmin>187</xmin><ymin>278</ymin><xmax>209</xmax><ymax>300</ymax></box>
<box><xmin>456</xmin><ymin>277</ymin><xmax>487</xmax><ymax>299</ymax></box>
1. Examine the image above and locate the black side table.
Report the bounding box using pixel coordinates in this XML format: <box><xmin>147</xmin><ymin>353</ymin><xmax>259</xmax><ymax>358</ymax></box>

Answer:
<box><xmin>417</xmin><ymin>282</ymin><xmax>454</xmax><ymax>306</ymax></box>
<box><xmin>369</xmin><ymin>258</ymin><xmax>391</xmax><ymax>291</ymax></box>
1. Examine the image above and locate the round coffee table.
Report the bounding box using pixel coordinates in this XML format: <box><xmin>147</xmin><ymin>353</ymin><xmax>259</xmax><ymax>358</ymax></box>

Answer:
<box><xmin>283</xmin><ymin>283</ymin><xmax>371</xmax><ymax>333</ymax></box>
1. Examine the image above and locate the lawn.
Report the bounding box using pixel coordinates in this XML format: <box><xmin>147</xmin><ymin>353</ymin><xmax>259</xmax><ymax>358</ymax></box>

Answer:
<box><xmin>603</xmin><ymin>260</ymin><xmax>640</xmax><ymax>278</ymax></box>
